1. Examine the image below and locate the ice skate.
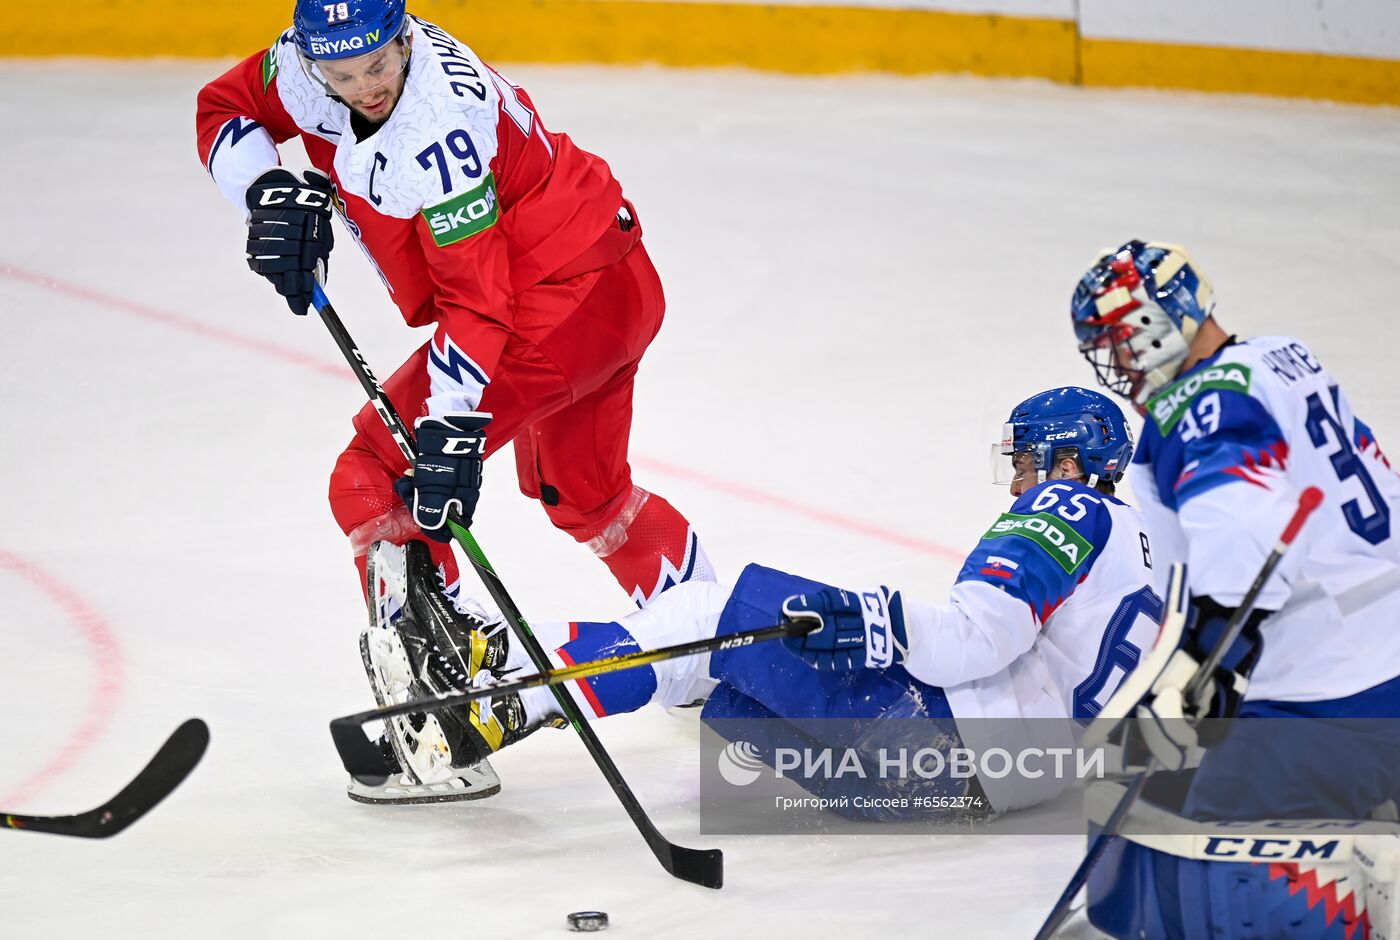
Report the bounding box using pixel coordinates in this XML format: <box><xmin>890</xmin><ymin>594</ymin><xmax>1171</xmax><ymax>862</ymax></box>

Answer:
<box><xmin>393</xmin><ymin>539</ymin><xmax>565</xmax><ymax>770</ymax></box>
<box><xmin>350</xmin><ymin>539</ymin><xmax>505</xmax><ymax>804</ymax></box>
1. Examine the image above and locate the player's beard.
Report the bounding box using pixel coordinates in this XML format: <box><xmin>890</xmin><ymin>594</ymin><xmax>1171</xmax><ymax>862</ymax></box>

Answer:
<box><xmin>349</xmin><ymin>81</ymin><xmax>403</xmax><ymax>124</ymax></box>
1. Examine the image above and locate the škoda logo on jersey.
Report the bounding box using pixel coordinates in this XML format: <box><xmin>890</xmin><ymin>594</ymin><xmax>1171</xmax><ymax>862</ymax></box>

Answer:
<box><xmin>261</xmin><ymin>42</ymin><xmax>280</xmax><ymax>91</ymax></box>
<box><xmin>1147</xmin><ymin>364</ymin><xmax>1252</xmax><ymax>434</ymax></box>
<box><xmin>982</xmin><ymin>512</ymin><xmax>1093</xmax><ymax>573</ymax></box>
<box><xmin>423</xmin><ymin>175</ymin><xmax>499</xmax><ymax>247</ymax></box>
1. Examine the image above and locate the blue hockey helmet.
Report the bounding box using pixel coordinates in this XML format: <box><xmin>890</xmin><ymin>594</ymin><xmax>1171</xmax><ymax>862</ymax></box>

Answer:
<box><xmin>293</xmin><ymin>0</ymin><xmax>407</xmax><ymax>61</ymax></box>
<box><xmin>993</xmin><ymin>387</ymin><xmax>1134</xmax><ymax>489</ymax></box>
<box><xmin>1070</xmin><ymin>240</ymin><xmax>1215</xmax><ymax>407</ymax></box>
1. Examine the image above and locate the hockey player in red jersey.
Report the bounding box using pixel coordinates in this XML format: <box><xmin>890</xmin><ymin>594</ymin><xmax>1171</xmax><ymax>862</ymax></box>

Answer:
<box><xmin>197</xmin><ymin>0</ymin><xmax>717</xmax><ymax>800</ymax></box>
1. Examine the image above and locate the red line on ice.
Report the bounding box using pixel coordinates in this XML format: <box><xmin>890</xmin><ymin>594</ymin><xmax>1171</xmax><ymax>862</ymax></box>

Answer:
<box><xmin>1</xmin><ymin>262</ymin><xmax>346</xmax><ymax>379</ymax></box>
<box><xmin>633</xmin><ymin>457</ymin><xmax>966</xmax><ymax>561</ymax></box>
<box><xmin>2</xmin><ymin>263</ymin><xmax>966</xmax><ymax>561</ymax></box>
<box><xmin>0</xmin><ymin>549</ymin><xmax>125</xmax><ymax>809</ymax></box>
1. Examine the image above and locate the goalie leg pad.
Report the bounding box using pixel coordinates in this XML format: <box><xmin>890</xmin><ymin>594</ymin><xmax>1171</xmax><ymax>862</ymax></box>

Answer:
<box><xmin>1089</xmin><ymin>838</ymin><xmax>1368</xmax><ymax>940</ymax></box>
<box><xmin>1084</xmin><ymin>780</ymin><xmax>1385</xmax><ymax>940</ymax></box>
<box><xmin>1357</xmin><ymin>834</ymin><xmax>1400</xmax><ymax>940</ymax></box>
<box><xmin>1091</xmin><ymin>840</ymin><xmax>1372</xmax><ymax>940</ymax></box>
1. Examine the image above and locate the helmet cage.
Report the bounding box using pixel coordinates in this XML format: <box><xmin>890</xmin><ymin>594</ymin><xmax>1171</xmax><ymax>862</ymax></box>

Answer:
<box><xmin>1077</xmin><ymin>305</ymin><xmax>1195</xmax><ymax>406</ymax></box>
<box><xmin>1072</xmin><ymin>243</ymin><xmax>1208</xmax><ymax>406</ymax></box>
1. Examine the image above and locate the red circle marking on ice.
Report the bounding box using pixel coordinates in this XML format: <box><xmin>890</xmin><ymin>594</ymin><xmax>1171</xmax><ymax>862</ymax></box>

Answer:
<box><xmin>0</xmin><ymin>549</ymin><xmax>125</xmax><ymax>809</ymax></box>
<box><xmin>1</xmin><ymin>263</ymin><xmax>966</xmax><ymax>561</ymax></box>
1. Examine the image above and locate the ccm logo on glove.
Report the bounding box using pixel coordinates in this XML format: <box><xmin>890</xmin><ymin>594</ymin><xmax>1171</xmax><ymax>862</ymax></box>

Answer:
<box><xmin>256</xmin><ymin>186</ymin><xmax>333</xmax><ymax>209</ymax></box>
<box><xmin>862</xmin><ymin>590</ymin><xmax>893</xmax><ymax>665</ymax></box>
<box><xmin>244</xmin><ymin>167</ymin><xmax>335</xmax><ymax>315</ymax></box>
<box><xmin>780</xmin><ymin>586</ymin><xmax>909</xmax><ymax>671</ymax></box>
<box><xmin>442</xmin><ymin>435</ymin><xmax>487</xmax><ymax>456</ymax></box>
<box><xmin>395</xmin><ymin>412</ymin><xmax>493</xmax><ymax>541</ymax></box>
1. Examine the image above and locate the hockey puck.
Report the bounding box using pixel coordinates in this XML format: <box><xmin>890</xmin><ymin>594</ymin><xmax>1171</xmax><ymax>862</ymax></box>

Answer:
<box><xmin>566</xmin><ymin>911</ymin><xmax>609</xmax><ymax>932</ymax></box>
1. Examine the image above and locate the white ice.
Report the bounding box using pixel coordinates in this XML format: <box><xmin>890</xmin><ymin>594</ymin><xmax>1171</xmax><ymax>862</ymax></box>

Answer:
<box><xmin>1</xmin><ymin>59</ymin><xmax>1398</xmax><ymax>939</ymax></box>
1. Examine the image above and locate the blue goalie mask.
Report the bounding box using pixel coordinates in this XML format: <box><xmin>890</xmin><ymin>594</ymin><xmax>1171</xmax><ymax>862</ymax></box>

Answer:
<box><xmin>1070</xmin><ymin>240</ymin><xmax>1215</xmax><ymax>407</ymax></box>
<box><xmin>992</xmin><ymin>387</ymin><xmax>1134</xmax><ymax>489</ymax></box>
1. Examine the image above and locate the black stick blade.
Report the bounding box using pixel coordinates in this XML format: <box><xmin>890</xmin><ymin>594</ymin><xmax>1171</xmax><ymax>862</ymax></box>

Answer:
<box><xmin>330</xmin><ymin>716</ymin><xmax>396</xmax><ymax>783</ymax></box>
<box><xmin>2</xmin><ymin>718</ymin><xmax>210</xmax><ymax>839</ymax></box>
<box><xmin>665</xmin><ymin>845</ymin><xmax>724</xmax><ymax>889</ymax></box>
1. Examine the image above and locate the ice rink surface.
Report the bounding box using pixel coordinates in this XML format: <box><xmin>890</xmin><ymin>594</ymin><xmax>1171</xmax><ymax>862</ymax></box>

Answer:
<box><xmin>2</xmin><ymin>57</ymin><xmax>1398</xmax><ymax>938</ymax></box>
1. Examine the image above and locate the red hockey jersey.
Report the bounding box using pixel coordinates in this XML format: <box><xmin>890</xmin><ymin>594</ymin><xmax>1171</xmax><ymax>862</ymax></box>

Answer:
<box><xmin>196</xmin><ymin>16</ymin><xmax>627</xmax><ymax>413</ymax></box>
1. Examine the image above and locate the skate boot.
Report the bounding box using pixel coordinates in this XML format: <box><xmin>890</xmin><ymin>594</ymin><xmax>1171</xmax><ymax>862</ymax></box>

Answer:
<box><xmin>387</xmin><ymin>539</ymin><xmax>565</xmax><ymax>772</ymax></box>
<box><xmin>351</xmin><ymin>539</ymin><xmax>504</xmax><ymax>804</ymax></box>
<box><xmin>428</xmin><ymin>663</ymin><xmax>565</xmax><ymax>772</ymax></box>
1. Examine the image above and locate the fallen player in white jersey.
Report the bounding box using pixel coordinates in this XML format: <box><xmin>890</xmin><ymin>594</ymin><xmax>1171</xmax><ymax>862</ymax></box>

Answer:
<box><xmin>357</xmin><ymin>386</ymin><xmax>1166</xmax><ymax>819</ymax></box>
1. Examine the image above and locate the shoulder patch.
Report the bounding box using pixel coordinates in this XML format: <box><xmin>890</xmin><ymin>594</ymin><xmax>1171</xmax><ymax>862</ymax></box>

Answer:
<box><xmin>422</xmin><ymin>174</ymin><xmax>498</xmax><ymax>246</ymax></box>
<box><xmin>981</xmin><ymin>512</ymin><xmax>1094</xmax><ymax>573</ymax></box>
<box><xmin>1147</xmin><ymin>364</ymin><xmax>1253</xmax><ymax>435</ymax></box>
<box><xmin>262</xmin><ymin>42</ymin><xmax>281</xmax><ymax>92</ymax></box>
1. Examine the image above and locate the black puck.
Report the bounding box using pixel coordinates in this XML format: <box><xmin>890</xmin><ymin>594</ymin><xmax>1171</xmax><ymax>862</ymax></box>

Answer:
<box><xmin>566</xmin><ymin>911</ymin><xmax>609</xmax><ymax>932</ymax></box>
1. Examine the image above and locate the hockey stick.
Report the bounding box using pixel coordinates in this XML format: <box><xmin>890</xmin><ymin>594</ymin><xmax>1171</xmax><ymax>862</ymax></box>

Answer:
<box><xmin>1032</xmin><ymin>486</ymin><xmax>1324</xmax><ymax>940</ymax></box>
<box><xmin>2</xmin><ymin>718</ymin><xmax>209</xmax><ymax>839</ymax></box>
<box><xmin>1029</xmin><ymin>570</ymin><xmax>1185</xmax><ymax>940</ymax></box>
<box><xmin>331</xmin><ymin>619</ymin><xmax>809</xmax><ymax>777</ymax></box>
<box><xmin>311</xmin><ymin>283</ymin><xmax>725</xmax><ymax>889</ymax></box>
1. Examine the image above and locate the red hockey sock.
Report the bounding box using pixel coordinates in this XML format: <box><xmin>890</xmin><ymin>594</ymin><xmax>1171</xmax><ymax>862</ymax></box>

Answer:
<box><xmin>587</xmin><ymin>487</ymin><xmax>716</xmax><ymax>606</ymax></box>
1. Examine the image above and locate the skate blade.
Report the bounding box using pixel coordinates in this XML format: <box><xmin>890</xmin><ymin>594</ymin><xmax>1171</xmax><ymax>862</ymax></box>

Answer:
<box><xmin>346</xmin><ymin>759</ymin><xmax>502</xmax><ymax>804</ymax></box>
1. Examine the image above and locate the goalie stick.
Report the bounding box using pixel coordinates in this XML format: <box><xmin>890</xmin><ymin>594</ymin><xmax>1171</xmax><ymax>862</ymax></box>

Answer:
<box><xmin>1032</xmin><ymin>486</ymin><xmax>1324</xmax><ymax>940</ymax></box>
<box><xmin>331</xmin><ymin>619</ymin><xmax>811</xmax><ymax>778</ymax></box>
<box><xmin>2</xmin><ymin>718</ymin><xmax>209</xmax><ymax>839</ymax></box>
<box><xmin>310</xmin><ymin>283</ymin><xmax>725</xmax><ymax>890</ymax></box>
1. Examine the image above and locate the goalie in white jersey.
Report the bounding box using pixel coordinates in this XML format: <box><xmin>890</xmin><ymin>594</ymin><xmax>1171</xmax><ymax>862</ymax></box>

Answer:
<box><xmin>361</xmin><ymin>387</ymin><xmax>1164</xmax><ymax>819</ymax></box>
<box><xmin>1071</xmin><ymin>240</ymin><xmax>1400</xmax><ymax>939</ymax></box>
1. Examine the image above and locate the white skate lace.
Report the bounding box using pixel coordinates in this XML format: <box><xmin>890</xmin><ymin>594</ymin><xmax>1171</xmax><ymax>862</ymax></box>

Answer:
<box><xmin>437</xmin><ymin>562</ymin><xmax>506</xmax><ymax>633</ymax></box>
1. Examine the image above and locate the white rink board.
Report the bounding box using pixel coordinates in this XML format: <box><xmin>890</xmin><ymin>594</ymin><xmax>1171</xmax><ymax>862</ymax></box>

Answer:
<box><xmin>1081</xmin><ymin>0</ymin><xmax>1400</xmax><ymax>59</ymax></box>
<box><xmin>1</xmin><ymin>61</ymin><xmax>1399</xmax><ymax>939</ymax></box>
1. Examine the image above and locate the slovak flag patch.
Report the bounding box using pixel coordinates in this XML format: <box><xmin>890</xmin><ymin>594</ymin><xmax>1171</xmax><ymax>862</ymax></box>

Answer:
<box><xmin>980</xmin><ymin>556</ymin><xmax>1019</xmax><ymax>580</ymax></box>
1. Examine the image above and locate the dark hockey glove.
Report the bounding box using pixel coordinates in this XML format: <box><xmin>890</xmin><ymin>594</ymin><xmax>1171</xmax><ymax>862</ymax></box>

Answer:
<box><xmin>245</xmin><ymin>168</ymin><xmax>335</xmax><ymax>315</ymax></box>
<box><xmin>781</xmin><ymin>586</ymin><xmax>908</xmax><ymax>671</ymax></box>
<box><xmin>394</xmin><ymin>413</ymin><xmax>491</xmax><ymax>542</ymax></box>
<box><xmin>1132</xmin><ymin>597</ymin><xmax>1267</xmax><ymax>770</ymax></box>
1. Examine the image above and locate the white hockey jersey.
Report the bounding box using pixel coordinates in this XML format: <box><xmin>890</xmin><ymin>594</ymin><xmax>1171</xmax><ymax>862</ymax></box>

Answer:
<box><xmin>1130</xmin><ymin>336</ymin><xmax>1400</xmax><ymax>703</ymax></box>
<box><xmin>899</xmin><ymin>479</ymin><xmax>1161</xmax><ymax>810</ymax></box>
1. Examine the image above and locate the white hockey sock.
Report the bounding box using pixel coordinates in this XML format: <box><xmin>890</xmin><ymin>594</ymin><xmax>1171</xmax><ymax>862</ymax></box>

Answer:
<box><xmin>517</xmin><ymin>582</ymin><xmax>733</xmax><ymax>726</ymax></box>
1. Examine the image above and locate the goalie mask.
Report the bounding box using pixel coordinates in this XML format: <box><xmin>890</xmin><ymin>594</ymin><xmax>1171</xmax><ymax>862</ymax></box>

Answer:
<box><xmin>992</xmin><ymin>386</ymin><xmax>1134</xmax><ymax>490</ymax></box>
<box><xmin>1071</xmin><ymin>240</ymin><xmax>1215</xmax><ymax>407</ymax></box>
